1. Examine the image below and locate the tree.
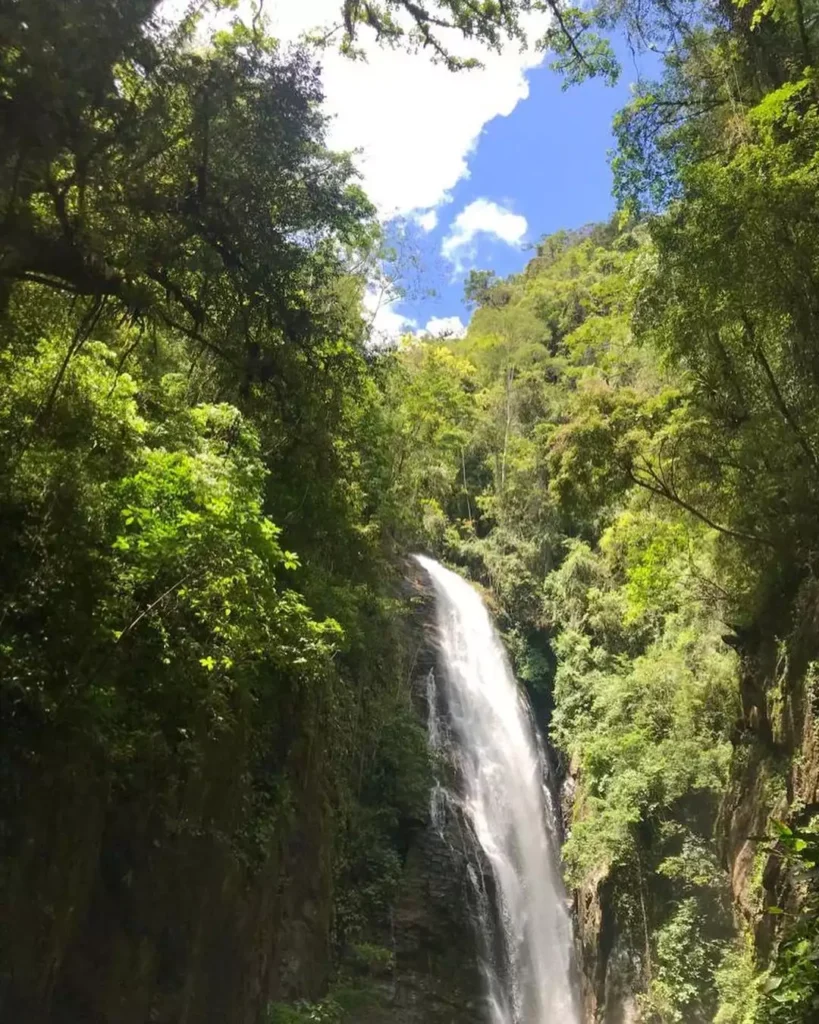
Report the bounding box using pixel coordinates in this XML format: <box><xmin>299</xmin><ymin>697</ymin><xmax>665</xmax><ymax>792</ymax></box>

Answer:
<box><xmin>1</xmin><ymin>5</ymin><xmax>375</xmax><ymax>379</ymax></box>
<box><xmin>0</xmin><ymin>6</ymin><xmax>419</xmax><ymax>1019</ymax></box>
<box><xmin>336</xmin><ymin>0</ymin><xmax>694</xmax><ymax>80</ymax></box>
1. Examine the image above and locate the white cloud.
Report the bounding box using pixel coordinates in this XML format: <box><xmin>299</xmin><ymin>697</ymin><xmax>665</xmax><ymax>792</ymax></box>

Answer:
<box><xmin>160</xmin><ymin>2</ymin><xmax>545</xmax><ymax>217</ymax></box>
<box><xmin>441</xmin><ymin>198</ymin><xmax>528</xmax><ymax>270</ymax></box>
<box><xmin>415</xmin><ymin>209</ymin><xmax>439</xmax><ymax>233</ymax></box>
<box><xmin>265</xmin><ymin>1</ymin><xmax>547</xmax><ymax>218</ymax></box>
<box><xmin>363</xmin><ymin>286</ymin><xmax>416</xmax><ymax>344</ymax></box>
<box><xmin>419</xmin><ymin>315</ymin><xmax>467</xmax><ymax>339</ymax></box>
<box><xmin>158</xmin><ymin>1</ymin><xmax>544</xmax><ymax>324</ymax></box>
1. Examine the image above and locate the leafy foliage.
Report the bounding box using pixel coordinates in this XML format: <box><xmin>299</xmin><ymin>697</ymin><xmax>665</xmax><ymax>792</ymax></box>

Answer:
<box><xmin>757</xmin><ymin>821</ymin><xmax>819</xmax><ymax>1022</ymax></box>
<box><xmin>6</xmin><ymin>0</ymin><xmax>819</xmax><ymax>1020</ymax></box>
<box><xmin>0</xmin><ymin>4</ymin><xmax>428</xmax><ymax>1019</ymax></box>
<box><xmin>386</xmin><ymin>152</ymin><xmax>819</xmax><ymax>1016</ymax></box>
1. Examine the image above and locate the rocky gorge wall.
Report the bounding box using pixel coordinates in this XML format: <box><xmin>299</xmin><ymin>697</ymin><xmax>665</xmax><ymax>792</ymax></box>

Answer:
<box><xmin>370</xmin><ymin>575</ymin><xmax>489</xmax><ymax>1024</ymax></box>
<box><xmin>569</xmin><ymin>580</ymin><xmax>819</xmax><ymax>1024</ymax></box>
<box><xmin>24</xmin><ymin>556</ymin><xmax>819</xmax><ymax>1024</ymax></box>
<box><xmin>0</xmin><ymin>565</ymin><xmax>495</xmax><ymax>1024</ymax></box>
<box><xmin>0</xmin><ymin>712</ymin><xmax>335</xmax><ymax>1024</ymax></box>
<box><xmin>378</xmin><ymin>812</ymin><xmax>489</xmax><ymax>1024</ymax></box>
<box><xmin>721</xmin><ymin>581</ymin><xmax>819</xmax><ymax>963</ymax></box>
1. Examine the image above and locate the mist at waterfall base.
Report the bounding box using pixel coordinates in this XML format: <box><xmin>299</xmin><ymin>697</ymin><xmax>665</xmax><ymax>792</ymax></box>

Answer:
<box><xmin>415</xmin><ymin>556</ymin><xmax>579</xmax><ymax>1024</ymax></box>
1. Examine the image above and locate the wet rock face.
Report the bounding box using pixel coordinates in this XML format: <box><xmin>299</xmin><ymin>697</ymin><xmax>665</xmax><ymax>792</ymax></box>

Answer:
<box><xmin>0</xmin><ymin>566</ymin><xmax>487</xmax><ymax>1024</ymax></box>
<box><xmin>383</xmin><ymin>584</ymin><xmax>490</xmax><ymax>1024</ymax></box>
<box><xmin>0</xmin><ymin>754</ymin><xmax>333</xmax><ymax>1024</ymax></box>
<box><xmin>388</xmin><ymin>823</ymin><xmax>488</xmax><ymax>1024</ymax></box>
<box><xmin>721</xmin><ymin>582</ymin><xmax>819</xmax><ymax>949</ymax></box>
<box><xmin>574</xmin><ymin>871</ymin><xmax>641</xmax><ymax>1024</ymax></box>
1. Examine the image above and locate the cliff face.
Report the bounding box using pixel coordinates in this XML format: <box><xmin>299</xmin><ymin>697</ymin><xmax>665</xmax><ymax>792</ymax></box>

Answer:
<box><xmin>721</xmin><ymin>582</ymin><xmax>819</xmax><ymax>955</ymax></box>
<box><xmin>386</xmin><ymin>819</ymin><xmax>488</xmax><ymax>1024</ymax></box>
<box><xmin>363</xmin><ymin>581</ymin><xmax>489</xmax><ymax>1024</ymax></box>
<box><xmin>571</xmin><ymin>582</ymin><xmax>819</xmax><ymax>1023</ymax></box>
<box><xmin>574</xmin><ymin>871</ymin><xmax>639</xmax><ymax>1024</ymax></box>
<box><xmin>0</xmin><ymin>569</ymin><xmax>488</xmax><ymax>1024</ymax></box>
<box><xmin>1</xmin><ymin>725</ymin><xmax>334</xmax><ymax>1024</ymax></box>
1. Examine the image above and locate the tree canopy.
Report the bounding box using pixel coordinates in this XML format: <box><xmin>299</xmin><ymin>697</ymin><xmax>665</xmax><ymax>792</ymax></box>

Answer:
<box><xmin>3</xmin><ymin>0</ymin><xmax>819</xmax><ymax>1021</ymax></box>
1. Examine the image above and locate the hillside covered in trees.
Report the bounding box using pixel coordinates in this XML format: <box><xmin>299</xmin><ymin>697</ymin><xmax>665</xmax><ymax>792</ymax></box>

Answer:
<box><xmin>2</xmin><ymin>1</ymin><xmax>819</xmax><ymax>1022</ymax></box>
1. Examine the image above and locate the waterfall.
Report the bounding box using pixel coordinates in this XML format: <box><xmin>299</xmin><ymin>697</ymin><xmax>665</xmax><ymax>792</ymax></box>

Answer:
<box><xmin>416</xmin><ymin>555</ymin><xmax>580</xmax><ymax>1024</ymax></box>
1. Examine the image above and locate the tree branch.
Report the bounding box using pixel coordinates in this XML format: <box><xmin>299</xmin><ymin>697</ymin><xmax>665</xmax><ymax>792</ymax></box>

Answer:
<box><xmin>628</xmin><ymin>460</ymin><xmax>775</xmax><ymax>549</ymax></box>
<box><xmin>741</xmin><ymin>312</ymin><xmax>819</xmax><ymax>472</ymax></box>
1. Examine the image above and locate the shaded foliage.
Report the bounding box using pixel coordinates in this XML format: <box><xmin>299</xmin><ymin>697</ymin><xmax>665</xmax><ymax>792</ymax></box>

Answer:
<box><xmin>0</xmin><ymin>4</ymin><xmax>427</xmax><ymax>1021</ymax></box>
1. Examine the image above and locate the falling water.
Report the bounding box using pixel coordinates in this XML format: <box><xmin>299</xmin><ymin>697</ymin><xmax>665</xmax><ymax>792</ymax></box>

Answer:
<box><xmin>416</xmin><ymin>555</ymin><xmax>580</xmax><ymax>1024</ymax></box>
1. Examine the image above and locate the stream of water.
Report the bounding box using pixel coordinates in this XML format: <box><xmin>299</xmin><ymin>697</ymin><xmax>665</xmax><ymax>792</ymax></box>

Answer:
<box><xmin>416</xmin><ymin>556</ymin><xmax>580</xmax><ymax>1024</ymax></box>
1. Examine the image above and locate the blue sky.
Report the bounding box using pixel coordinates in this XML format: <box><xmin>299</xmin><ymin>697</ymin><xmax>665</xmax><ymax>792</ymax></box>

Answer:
<box><xmin>388</xmin><ymin>40</ymin><xmax>663</xmax><ymax>336</ymax></box>
<box><xmin>264</xmin><ymin>2</ymin><xmax>663</xmax><ymax>339</ymax></box>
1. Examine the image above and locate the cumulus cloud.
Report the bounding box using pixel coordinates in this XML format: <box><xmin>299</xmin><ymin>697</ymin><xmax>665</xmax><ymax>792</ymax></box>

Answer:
<box><xmin>265</xmin><ymin>1</ymin><xmax>547</xmax><ymax>218</ymax></box>
<box><xmin>158</xmin><ymin>1</ymin><xmax>543</xmax><ymax>327</ymax></box>
<box><xmin>363</xmin><ymin>286</ymin><xmax>416</xmax><ymax>343</ymax></box>
<box><xmin>415</xmin><ymin>209</ymin><xmax>439</xmax><ymax>233</ymax></box>
<box><xmin>441</xmin><ymin>199</ymin><xmax>528</xmax><ymax>270</ymax></box>
<box><xmin>419</xmin><ymin>315</ymin><xmax>467</xmax><ymax>339</ymax></box>
<box><xmin>161</xmin><ymin>2</ymin><xmax>545</xmax><ymax>216</ymax></box>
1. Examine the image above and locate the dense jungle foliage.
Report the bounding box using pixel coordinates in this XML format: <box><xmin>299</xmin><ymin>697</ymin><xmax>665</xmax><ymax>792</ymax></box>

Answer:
<box><xmin>0</xmin><ymin>4</ymin><xmax>432</xmax><ymax>1020</ymax></box>
<box><xmin>2</xmin><ymin>0</ymin><xmax>819</xmax><ymax>1022</ymax></box>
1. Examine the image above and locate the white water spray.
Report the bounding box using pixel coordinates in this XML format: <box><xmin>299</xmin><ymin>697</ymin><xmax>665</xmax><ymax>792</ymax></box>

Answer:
<box><xmin>416</xmin><ymin>555</ymin><xmax>579</xmax><ymax>1024</ymax></box>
